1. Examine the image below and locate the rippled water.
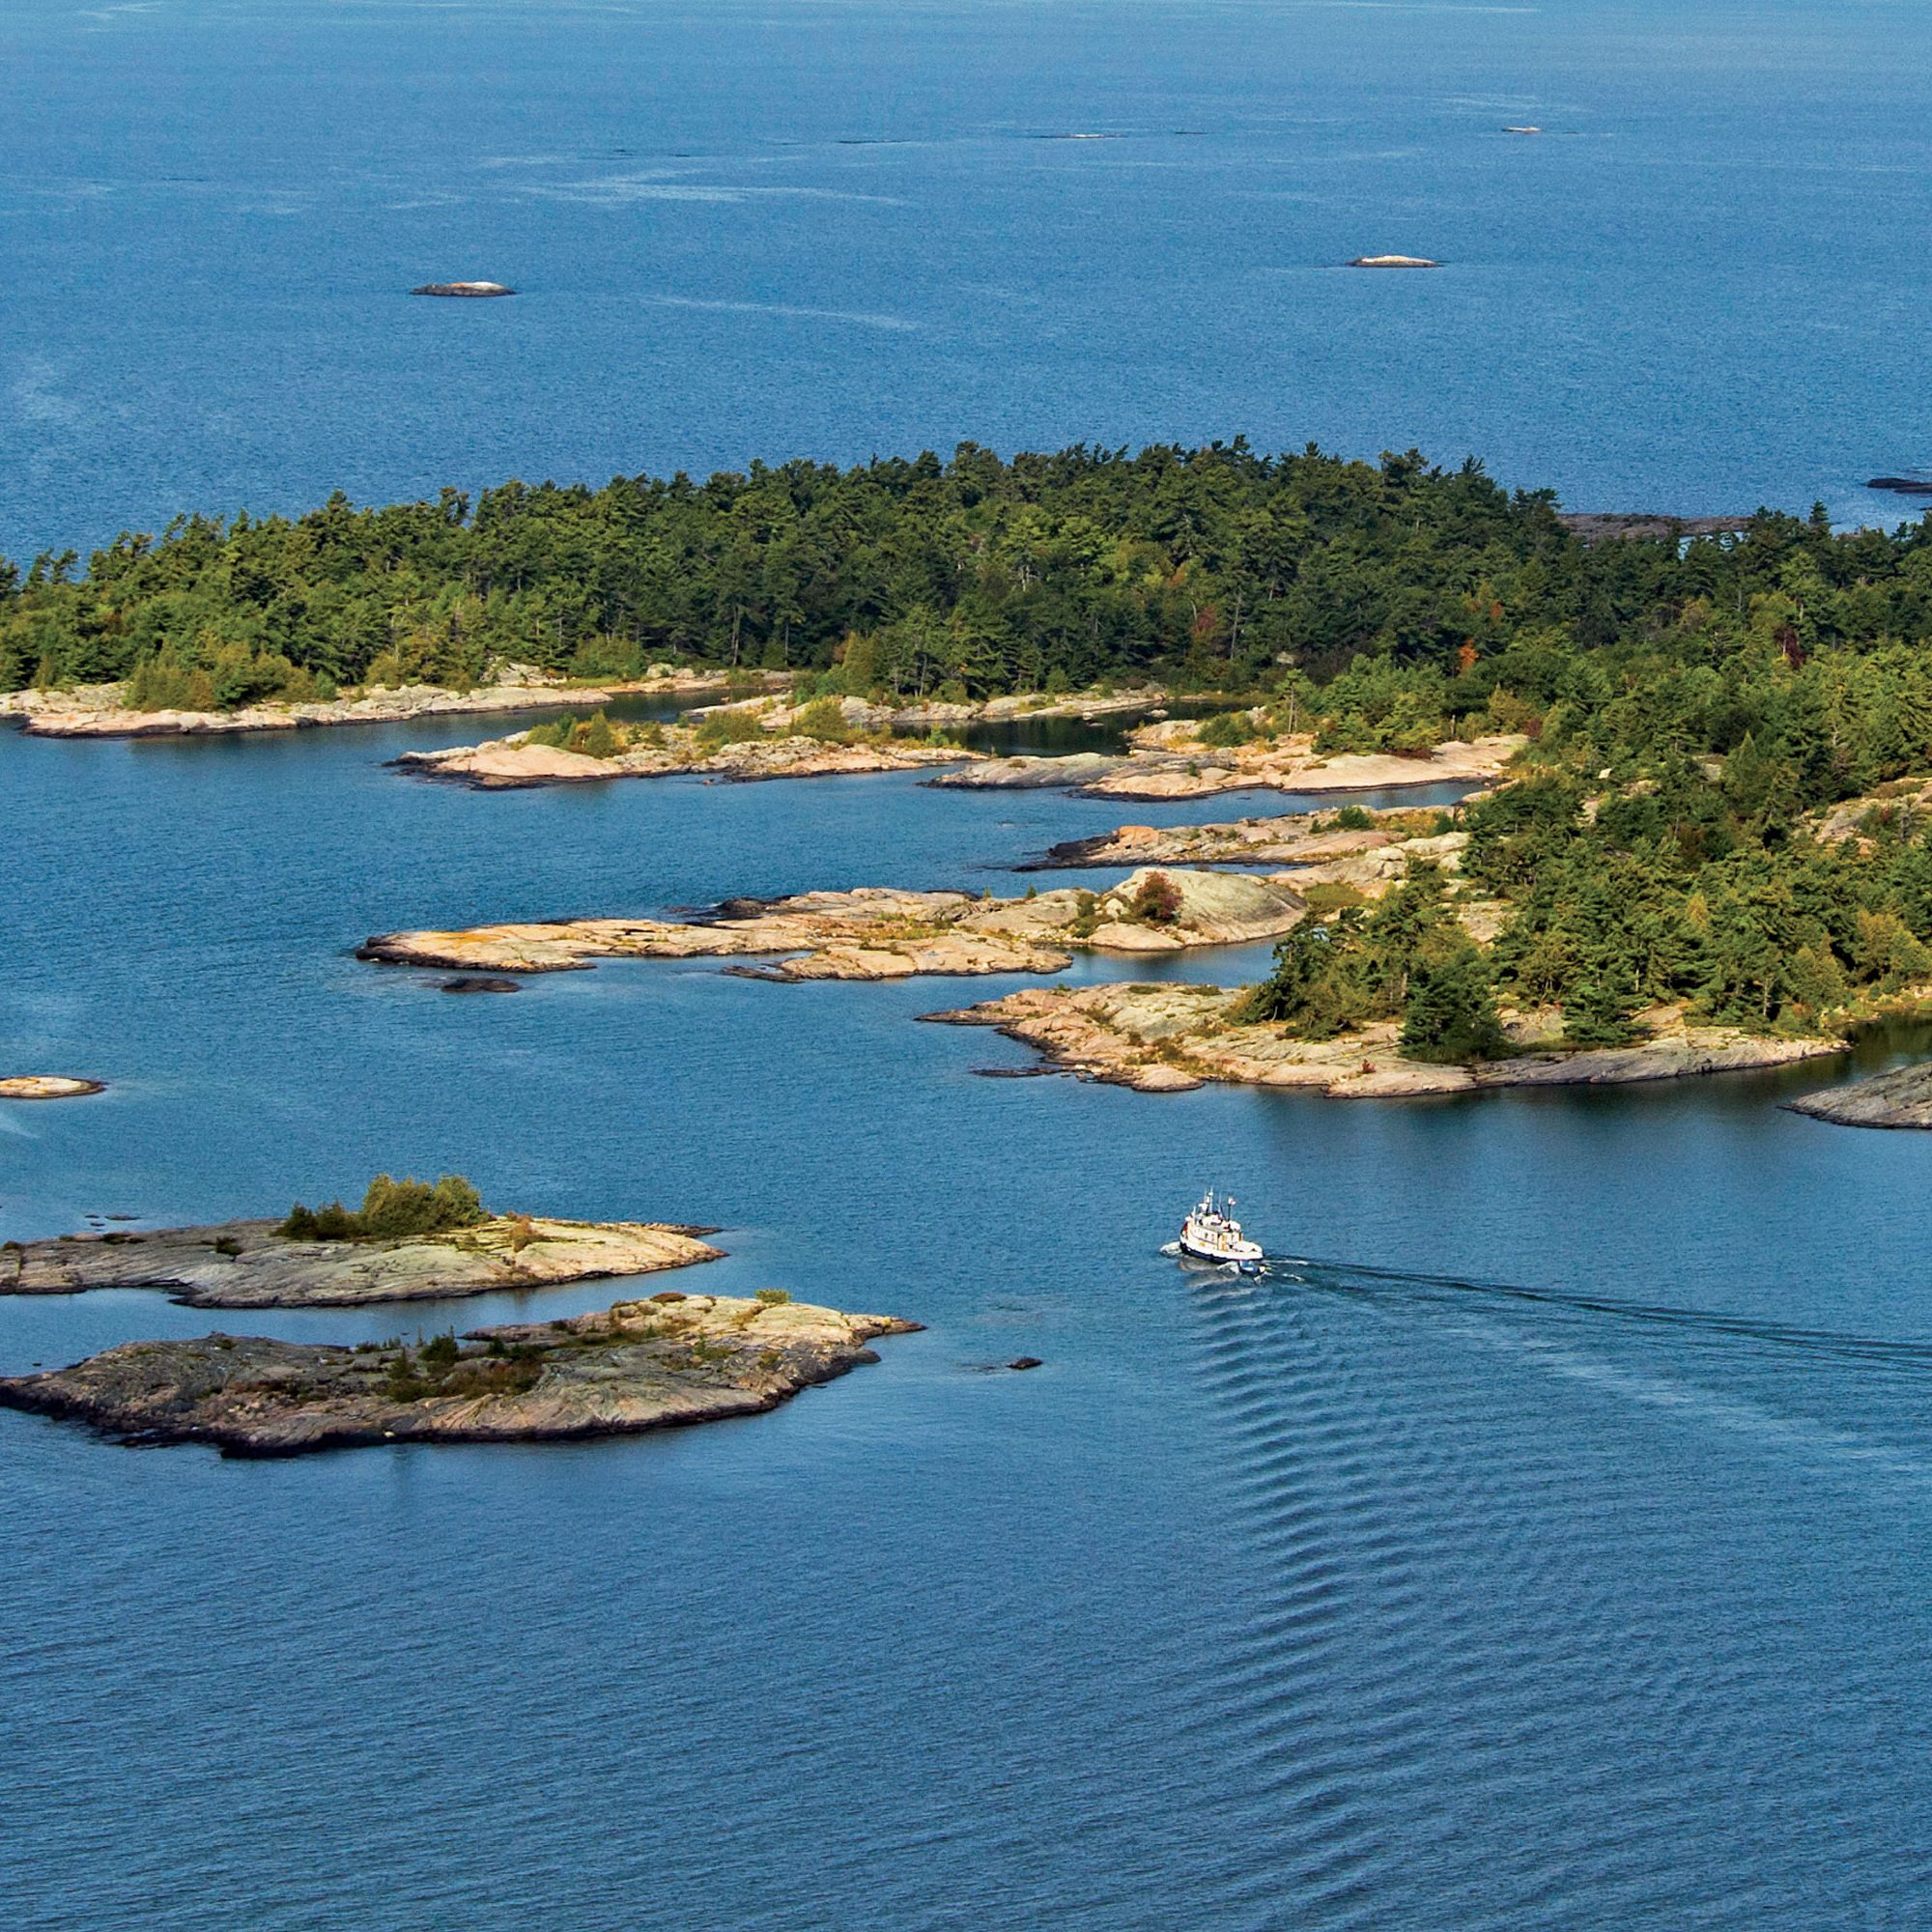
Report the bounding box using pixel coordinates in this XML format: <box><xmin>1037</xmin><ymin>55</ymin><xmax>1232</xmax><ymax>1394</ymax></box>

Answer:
<box><xmin>6</xmin><ymin>713</ymin><xmax>1932</xmax><ymax>1929</ymax></box>
<box><xmin>7</xmin><ymin>0</ymin><xmax>1932</xmax><ymax>556</ymax></box>
<box><xmin>12</xmin><ymin>0</ymin><xmax>1932</xmax><ymax>1922</ymax></box>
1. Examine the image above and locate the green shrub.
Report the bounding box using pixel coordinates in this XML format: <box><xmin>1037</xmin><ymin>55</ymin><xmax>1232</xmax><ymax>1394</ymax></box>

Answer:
<box><xmin>1333</xmin><ymin>804</ymin><xmax>1375</xmax><ymax>831</ymax></box>
<box><xmin>280</xmin><ymin>1173</ymin><xmax>487</xmax><ymax>1241</ymax></box>
<box><xmin>791</xmin><ymin>697</ymin><xmax>851</xmax><ymax>742</ymax></box>
<box><xmin>754</xmin><ymin>1288</ymin><xmax>791</xmax><ymax>1306</ymax></box>
<box><xmin>1197</xmin><ymin>710</ymin><xmax>1264</xmax><ymax>749</ymax></box>
<box><xmin>694</xmin><ymin>708</ymin><xmax>767</xmax><ymax>748</ymax></box>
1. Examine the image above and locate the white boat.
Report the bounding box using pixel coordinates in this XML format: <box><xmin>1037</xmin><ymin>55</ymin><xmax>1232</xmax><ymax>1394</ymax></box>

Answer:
<box><xmin>1173</xmin><ymin>1190</ymin><xmax>1264</xmax><ymax>1272</ymax></box>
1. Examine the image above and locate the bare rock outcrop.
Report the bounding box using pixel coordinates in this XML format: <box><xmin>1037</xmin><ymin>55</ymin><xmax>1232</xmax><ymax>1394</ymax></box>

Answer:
<box><xmin>1788</xmin><ymin>1063</ymin><xmax>1932</xmax><ymax>1128</ymax></box>
<box><xmin>0</xmin><ymin>1292</ymin><xmax>918</xmax><ymax>1457</ymax></box>
<box><xmin>357</xmin><ymin>870</ymin><xmax>1305</xmax><ymax>982</ymax></box>
<box><xmin>0</xmin><ymin>1215</ymin><xmax>722</xmax><ymax>1309</ymax></box>
<box><xmin>0</xmin><ymin>1075</ymin><xmax>104</xmax><ymax>1100</ymax></box>
<box><xmin>924</xmin><ymin>982</ymin><xmax>1839</xmax><ymax>1097</ymax></box>
<box><xmin>928</xmin><ymin>734</ymin><xmax>1520</xmax><ymax>801</ymax></box>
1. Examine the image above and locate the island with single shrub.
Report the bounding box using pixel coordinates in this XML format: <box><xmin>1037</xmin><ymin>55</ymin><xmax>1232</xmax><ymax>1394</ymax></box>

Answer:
<box><xmin>0</xmin><ymin>1175</ymin><xmax>723</xmax><ymax>1308</ymax></box>
<box><xmin>356</xmin><ymin>868</ymin><xmax>1308</xmax><ymax>981</ymax></box>
<box><xmin>0</xmin><ymin>1290</ymin><xmax>919</xmax><ymax>1458</ymax></box>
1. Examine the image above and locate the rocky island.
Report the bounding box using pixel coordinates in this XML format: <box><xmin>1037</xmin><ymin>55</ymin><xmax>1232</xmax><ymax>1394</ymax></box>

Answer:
<box><xmin>3</xmin><ymin>1178</ymin><xmax>722</xmax><ymax>1308</ymax></box>
<box><xmin>412</xmin><ymin>281</ymin><xmax>515</xmax><ymax>298</ymax></box>
<box><xmin>357</xmin><ymin>869</ymin><xmax>1308</xmax><ymax>982</ymax></box>
<box><xmin>0</xmin><ymin>1291</ymin><xmax>917</xmax><ymax>1457</ymax></box>
<box><xmin>0</xmin><ymin>1075</ymin><xmax>104</xmax><ymax>1100</ymax></box>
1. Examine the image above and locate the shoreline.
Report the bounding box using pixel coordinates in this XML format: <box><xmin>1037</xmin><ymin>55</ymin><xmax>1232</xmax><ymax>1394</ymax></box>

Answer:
<box><xmin>923</xmin><ymin>981</ymin><xmax>1842</xmax><ymax>1098</ymax></box>
<box><xmin>0</xmin><ymin>668</ymin><xmax>782</xmax><ymax>740</ymax></box>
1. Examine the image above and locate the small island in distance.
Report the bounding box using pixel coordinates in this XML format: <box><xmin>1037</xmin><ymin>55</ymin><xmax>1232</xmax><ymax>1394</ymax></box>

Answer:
<box><xmin>411</xmin><ymin>281</ymin><xmax>516</xmax><ymax>298</ymax></box>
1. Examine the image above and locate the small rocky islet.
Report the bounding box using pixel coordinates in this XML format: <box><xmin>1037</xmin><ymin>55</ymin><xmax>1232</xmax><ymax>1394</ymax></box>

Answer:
<box><xmin>0</xmin><ymin>1075</ymin><xmax>104</xmax><ymax>1100</ymax></box>
<box><xmin>0</xmin><ymin>1292</ymin><xmax>919</xmax><ymax>1458</ymax></box>
<box><xmin>1</xmin><ymin>1211</ymin><xmax>724</xmax><ymax>1308</ymax></box>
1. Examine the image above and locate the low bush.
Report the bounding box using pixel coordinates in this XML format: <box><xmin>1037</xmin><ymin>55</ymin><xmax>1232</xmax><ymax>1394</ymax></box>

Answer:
<box><xmin>1125</xmin><ymin>871</ymin><xmax>1182</xmax><ymax>924</ymax></box>
<box><xmin>280</xmin><ymin>1173</ymin><xmax>487</xmax><ymax>1241</ymax></box>
<box><xmin>1196</xmin><ymin>710</ymin><xmax>1264</xmax><ymax>749</ymax></box>
<box><xmin>694</xmin><ymin>708</ymin><xmax>767</xmax><ymax>748</ymax></box>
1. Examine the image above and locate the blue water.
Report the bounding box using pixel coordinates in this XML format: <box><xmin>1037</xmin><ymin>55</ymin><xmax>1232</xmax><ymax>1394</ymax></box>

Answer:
<box><xmin>12</xmin><ymin>1</ymin><xmax>1932</xmax><ymax>1925</ymax></box>
<box><xmin>6</xmin><ymin>0</ymin><xmax>1932</xmax><ymax>560</ymax></box>
<box><xmin>7</xmin><ymin>716</ymin><xmax>1932</xmax><ymax>1929</ymax></box>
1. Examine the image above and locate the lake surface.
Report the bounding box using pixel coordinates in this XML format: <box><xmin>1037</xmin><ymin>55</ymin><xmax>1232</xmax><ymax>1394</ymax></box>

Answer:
<box><xmin>12</xmin><ymin>0</ymin><xmax>1932</xmax><ymax>1925</ymax></box>
<box><xmin>6</xmin><ymin>0</ymin><xmax>1932</xmax><ymax>559</ymax></box>
<box><xmin>6</xmin><ymin>716</ymin><xmax>1932</xmax><ymax>1931</ymax></box>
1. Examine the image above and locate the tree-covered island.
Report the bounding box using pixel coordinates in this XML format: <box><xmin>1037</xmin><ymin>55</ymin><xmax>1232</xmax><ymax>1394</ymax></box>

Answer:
<box><xmin>15</xmin><ymin>440</ymin><xmax>1932</xmax><ymax>1075</ymax></box>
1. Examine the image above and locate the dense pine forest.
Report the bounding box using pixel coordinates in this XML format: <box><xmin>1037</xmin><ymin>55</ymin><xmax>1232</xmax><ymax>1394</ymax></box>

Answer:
<box><xmin>7</xmin><ymin>438</ymin><xmax>1930</xmax><ymax>715</ymax></box>
<box><xmin>18</xmin><ymin>438</ymin><xmax>1932</xmax><ymax>1048</ymax></box>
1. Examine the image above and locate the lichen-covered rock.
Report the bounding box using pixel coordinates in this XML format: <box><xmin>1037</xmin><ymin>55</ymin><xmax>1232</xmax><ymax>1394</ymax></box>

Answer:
<box><xmin>0</xmin><ymin>1293</ymin><xmax>919</xmax><ymax>1457</ymax></box>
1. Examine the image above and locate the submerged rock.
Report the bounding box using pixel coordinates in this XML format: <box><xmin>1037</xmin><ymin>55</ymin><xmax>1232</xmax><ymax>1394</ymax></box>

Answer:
<box><xmin>0</xmin><ymin>1214</ymin><xmax>723</xmax><ymax>1309</ymax></box>
<box><xmin>0</xmin><ymin>1293</ymin><xmax>919</xmax><ymax>1458</ymax></box>
<box><xmin>439</xmin><ymin>976</ymin><xmax>521</xmax><ymax>994</ymax></box>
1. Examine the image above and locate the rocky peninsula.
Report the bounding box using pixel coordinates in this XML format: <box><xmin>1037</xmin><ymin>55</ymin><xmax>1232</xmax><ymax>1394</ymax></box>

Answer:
<box><xmin>357</xmin><ymin>869</ymin><xmax>1308</xmax><ymax>982</ymax></box>
<box><xmin>926</xmin><ymin>982</ymin><xmax>1839</xmax><ymax>1097</ymax></box>
<box><xmin>1</xmin><ymin>1214</ymin><xmax>722</xmax><ymax>1309</ymax></box>
<box><xmin>1788</xmin><ymin>1063</ymin><xmax>1932</xmax><ymax>1128</ymax></box>
<box><xmin>929</xmin><ymin>728</ymin><xmax>1521</xmax><ymax>802</ymax></box>
<box><xmin>0</xmin><ymin>667</ymin><xmax>776</xmax><ymax>740</ymax></box>
<box><xmin>0</xmin><ymin>1291</ymin><xmax>917</xmax><ymax>1457</ymax></box>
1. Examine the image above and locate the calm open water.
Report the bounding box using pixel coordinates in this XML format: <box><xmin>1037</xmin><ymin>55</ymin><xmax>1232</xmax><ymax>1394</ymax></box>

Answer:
<box><xmin>5</xmin><ymin>716</ymin><xmax>1932</xmax><ymax>1931</ymax></box>
<box><xmin>12</xmin><ymin>0</ymin><xmax>1932</xmax><ymax>1926</ymax></box>
<box><xmin>6</xmin><ymin>0</ymin><xmax>1932</xmax><ymax>557</ymax></box>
